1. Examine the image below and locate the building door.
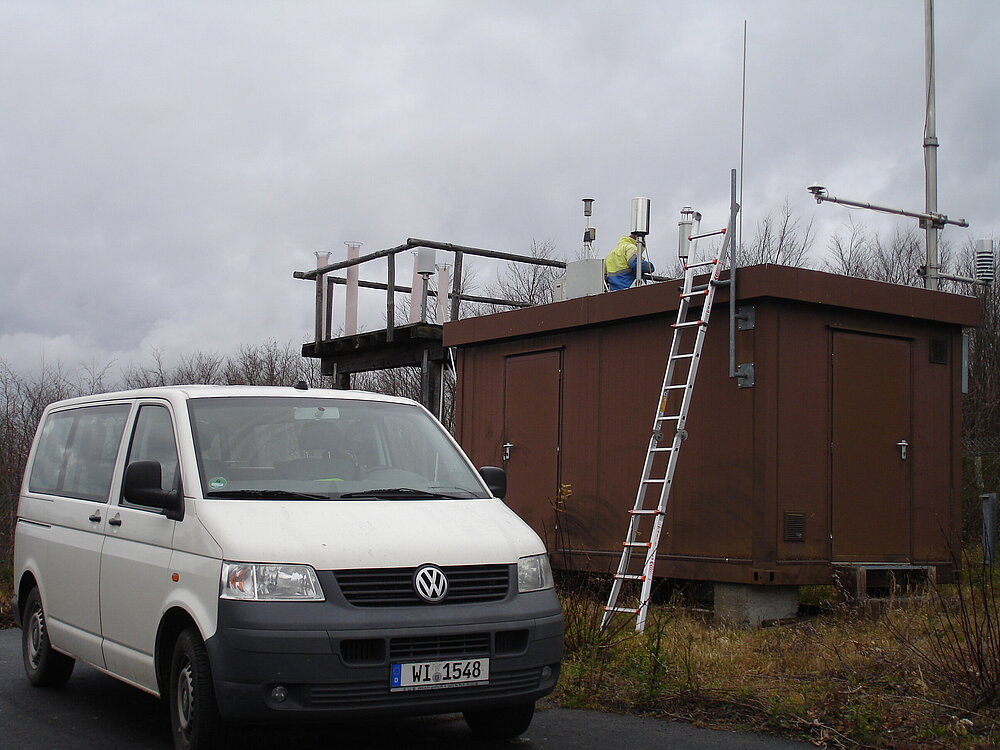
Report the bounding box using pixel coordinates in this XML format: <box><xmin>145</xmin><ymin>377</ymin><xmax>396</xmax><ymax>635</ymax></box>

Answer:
<box><xmin>502</xmin><ymin>350</ymin><xmax>562</xmax><ymax>540</ymax></box>
<box><xmin>831</xmin><ymin>331</ymin><xmax>912</xmax><ymax>561</ymax></box>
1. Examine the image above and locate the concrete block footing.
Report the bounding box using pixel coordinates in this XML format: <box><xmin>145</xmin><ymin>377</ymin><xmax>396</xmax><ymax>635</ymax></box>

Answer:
<box><xmin>714</xmin><ymin>583</ymin><xmax>799</xmax><ymax>628</ymax></box>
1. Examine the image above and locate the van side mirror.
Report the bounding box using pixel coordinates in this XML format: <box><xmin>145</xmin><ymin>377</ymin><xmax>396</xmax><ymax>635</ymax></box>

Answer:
<box><xmin>123</xmin><ymin>461</ymin><xmax>184</xmax><ymax>521</ymax></box>
<box><xmin>478</xmin><ymin>466</ymin><xmax>507</xmax><ymax>500</ymax></box>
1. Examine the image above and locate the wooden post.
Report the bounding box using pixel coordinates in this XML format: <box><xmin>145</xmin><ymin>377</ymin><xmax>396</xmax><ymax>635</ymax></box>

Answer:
<box><xmin>387</xmin><ymin>253</ymin><xmax>396</xmax><ymax>342</ymax></box>
<box><xmin>314</xmin><ymin>251</ymin><xmax>331</xmax><ymax>343</ymax></box>
<box><xmin>315</xmin><ymin>274</ymin><xmax>325</xmax><ymax>343</ymax></box>
<box><xmin>325</xmin><ymin>277</ymin><xmax>335</xmax><ymax>340</ymax></box>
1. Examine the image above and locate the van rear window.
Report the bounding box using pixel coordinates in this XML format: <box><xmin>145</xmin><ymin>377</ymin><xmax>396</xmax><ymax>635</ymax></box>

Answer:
<box><xmin>29</xmin><ymin>404</ymin><xmax>131</xmax><ymax>502</ymax></box>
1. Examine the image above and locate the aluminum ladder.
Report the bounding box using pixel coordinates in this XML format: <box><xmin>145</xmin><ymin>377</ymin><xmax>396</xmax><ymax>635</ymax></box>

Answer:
<box><xmin>601</xmin><ymin>227</ymin><xmax>730</xmax><ymax>633</ymax></box>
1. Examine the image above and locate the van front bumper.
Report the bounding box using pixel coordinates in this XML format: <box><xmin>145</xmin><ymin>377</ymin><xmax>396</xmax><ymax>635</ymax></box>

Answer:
<box><xmin>205</xmin><ymin>587</ymin><xmax>563</xmax><ymax>722</ymax></box>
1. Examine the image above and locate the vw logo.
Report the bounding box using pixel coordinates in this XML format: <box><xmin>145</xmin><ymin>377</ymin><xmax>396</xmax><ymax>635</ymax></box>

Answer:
<box><xmin>413</xmin><ymin>564</ymin><xmax>449</xmax><ymax>603</ymax></box>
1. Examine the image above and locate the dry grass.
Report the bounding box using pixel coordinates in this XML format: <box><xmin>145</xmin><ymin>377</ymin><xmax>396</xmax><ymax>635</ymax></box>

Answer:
<box><xmin>0</xmin><ymin>564</ymin><xmax>14</xmax><ymax>629</ymax></box>
<box><xmin>554</xmin><ymin>571</ymin><xmax>1000</xmax><ymax>748</ymax></box>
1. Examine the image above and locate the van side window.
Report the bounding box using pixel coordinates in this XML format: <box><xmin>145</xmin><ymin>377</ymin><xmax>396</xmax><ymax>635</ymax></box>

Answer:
<box><xmin>28</xmin><ymin>404</ymin><xmax>130</xmax><ymax>502</ymax></box>
<box><xmin>124</xmin><ymin>405</ymin><xmax>180</xmax><ymax>503</ymax></box>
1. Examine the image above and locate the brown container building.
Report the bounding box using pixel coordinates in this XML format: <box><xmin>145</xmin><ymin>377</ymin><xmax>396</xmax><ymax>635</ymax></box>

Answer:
<box><xmin>444</xmin><ymin>264</ymin><xmax>981</xmax><ymax>590</ymax></box>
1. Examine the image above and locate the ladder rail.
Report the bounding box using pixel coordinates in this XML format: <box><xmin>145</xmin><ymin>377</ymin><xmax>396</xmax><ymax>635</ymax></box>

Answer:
<box><xmin>603</xmin><ymin>268</ymin><xmax>700</xmax><ymax>620</ymax></box>
<box><xmin>603</xmin><ymin>203</ymin><xmax>738</xmax><ymax>633</ymax></box>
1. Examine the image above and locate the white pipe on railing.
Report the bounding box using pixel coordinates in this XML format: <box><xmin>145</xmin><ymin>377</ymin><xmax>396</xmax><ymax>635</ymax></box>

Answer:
<box><xmin>345</xmin><ymin>242</ymin><xmax>361</xmax><ymax>335</ymax></box>
<box><xmin>436</xmin><ymin>264</ymin><xmax>451</xmax><ymax>324</ymax></box>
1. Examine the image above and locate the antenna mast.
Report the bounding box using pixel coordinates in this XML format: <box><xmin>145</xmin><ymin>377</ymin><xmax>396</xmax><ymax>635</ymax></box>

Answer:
<box><xmin>923</xmin><ymin>0</ymin><xmax>940</xmax><ymax>290</ymax></box>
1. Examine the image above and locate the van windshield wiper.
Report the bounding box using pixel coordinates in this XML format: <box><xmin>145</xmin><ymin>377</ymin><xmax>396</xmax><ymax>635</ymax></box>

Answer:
<box><xmin>206</xmin><ymin>489</ymin><xmax>331</xmax><ymax>500</ymax></box>
<box><xmin>337</xmin><ymin>487</ymin><xmax>465</xmax><ymax>499</ymax></box>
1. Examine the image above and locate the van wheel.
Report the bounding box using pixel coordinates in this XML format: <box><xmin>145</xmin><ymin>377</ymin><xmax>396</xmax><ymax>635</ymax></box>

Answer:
<box><xmin>22</xmin><ymin>587</ymin><xmax>75</xmax><ymax>687</ymax></box>
<box><xmin>463</xmin><ymin>701</ymin><xmax>535</xmax><ymax>740</ymax></box>
<box><xmin>170</xmin><ymin>629</ymin><xmax>224</xmax><ymax>750</ymax></box>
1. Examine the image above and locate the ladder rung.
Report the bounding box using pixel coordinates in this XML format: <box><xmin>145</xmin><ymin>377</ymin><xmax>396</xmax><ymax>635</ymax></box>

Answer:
<box><xmin>614</xmin><ymin>573</ymin><xmax>647</xmax><ymax>581</ymax></box>
<box><xmin>655</xmin><ymin>414</ymin><xmax>680</xmax><ymax>421</ymax></box>
<box><xmin>684</xmin><ymin>259</ymin><xmax>718</xmax><ymax>269</ymax></box>
<box><xmin>670</xmin><ymin>353</ymin><xmax>695</xmax><ymax>360</ymax></box>
<box><xmin>604</xmin><ymin>606</ymin><xmax>641</xmax><ymax>614</ymax></box>
<box><xmin>663</xmin><ymin>384</ymin><xmax>688</xmax><ymax>391</ymax></box>
<box><xmin>672</xmin><ymin>320</ymin><xmax>705</xmax><ymax>329</ymax></box>
<box><xmin>629</xmin><ymin>509</ymin><xmax>661</xmax><ymax>515</ymax></box>
<box><xmin>642</xmin><ymin>478</ymin><xmax>666</xmax><ymax>484</ymax></box>
<box><xmin>680</xmin><ymin>289</ymin><xmax>709</xmax><ymax>299</ymax></box>
<box><xmin>650</xmin><ymin>447</ymin><xmax>674</xmax><ymax>453</ymax></box>
<box><xmin>624</xmin><ymin>541</ymin><xmax>652</xmax><ymax>547</ymax></box>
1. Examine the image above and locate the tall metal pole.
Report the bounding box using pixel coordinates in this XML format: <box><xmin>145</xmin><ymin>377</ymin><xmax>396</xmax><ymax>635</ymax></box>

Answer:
<box><xmin>923</xmin><ymin>0</ymin><xmax>940</xmax><ymax>290</ymax></box>
<box><xmin>728</xmin><ymin>168</ymin><xmax>739</xmax><ymax>378</ymax></box>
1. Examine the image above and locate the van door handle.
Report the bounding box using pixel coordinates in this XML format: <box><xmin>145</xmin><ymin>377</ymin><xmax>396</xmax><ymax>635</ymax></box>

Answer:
<box><xmin>88</xmin><ymin>512</ymin><xmax>101</xmax><ymax>523</ymax></box>
<box><xmin>109</xmin><ymin>515</ymin><xmax>122</xmax><ymax>527</ymax></box>
<box><xmin>897</xmin><ymin>439</ymin><xmax>909</xmax><ymax>460</ymax></box>
<box><xmin>502</xmin><ymin>442</ymin><xmax>514</xmax><ymax>461</ymax></box>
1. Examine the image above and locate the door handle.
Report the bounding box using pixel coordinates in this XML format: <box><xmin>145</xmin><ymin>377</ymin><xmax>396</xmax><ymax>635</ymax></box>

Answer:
<box><xmin>897</xmin><ymin>440</ymin><xmax>909</xmax><ymax>460</ymax></box>
<box><xmin>88</xmin><ymin>512</ymin><xmax>101</xmax><ymax>523</ymax></box>
<box><xmin>108</xmin><ymin>514</ymin><xmax>122</xmax><ymax>527</ymax></box>
<box><xmin>502</xmin><ymin>442</ymin><xmax>514</xmax><ymax>461</ymax></box>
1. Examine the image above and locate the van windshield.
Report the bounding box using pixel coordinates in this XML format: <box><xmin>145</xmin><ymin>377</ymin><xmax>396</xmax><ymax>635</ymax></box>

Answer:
<box><xmin>187</xmin><ymin>397</ymin><xmax>489</xmax><ymax>500</ymax></box>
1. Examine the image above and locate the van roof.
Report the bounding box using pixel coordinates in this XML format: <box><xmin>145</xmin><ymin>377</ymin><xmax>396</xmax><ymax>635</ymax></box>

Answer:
<box><xmin>43</xmin><ymin>385</ymin><xmax>419</xmax><ymax>410</ymax></box>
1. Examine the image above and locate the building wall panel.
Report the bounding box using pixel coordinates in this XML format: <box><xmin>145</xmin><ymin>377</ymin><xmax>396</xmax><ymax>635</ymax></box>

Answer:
<box><xmin>445</xmin><ymin>266</ymin><xmax>980</xmax><ymax>586</ymax></box>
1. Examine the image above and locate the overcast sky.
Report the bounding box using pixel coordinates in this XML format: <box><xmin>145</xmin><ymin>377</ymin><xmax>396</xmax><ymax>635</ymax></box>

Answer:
<box><xmin>2</xmin><ymin>1</ymin><xmax>997</xmax><ymax>375</ymax></box>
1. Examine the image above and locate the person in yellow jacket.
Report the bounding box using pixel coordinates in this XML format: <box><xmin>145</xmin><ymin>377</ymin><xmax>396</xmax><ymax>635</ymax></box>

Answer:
<box><xmin>605</xmin><ymin>235</ymin><xmax>654</xmax><ymax>290</ymax></box>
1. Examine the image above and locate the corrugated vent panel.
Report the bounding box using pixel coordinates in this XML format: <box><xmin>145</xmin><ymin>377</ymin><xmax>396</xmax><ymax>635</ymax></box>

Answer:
<box><xmin>334</xmin><ymin>565</ymin><xmax>510</xmax><ymax>606</ymax></box>
<box><xmin>783</xmin><ymin>512</ymin><xmax>806</xmax><ymax>542</ymax></box>
<box><xmin>389</xmin><ymin>632</ymin><xmax>490</xmax><ymax>660</ymax></box>
<box><xmin>340</xmin><ymin>639</ymin><xmax>385</xmax><ymax>665</ymax></box>
<box><xmin>495</xmin><ymin>629</ymin><xmax>529</xmax><ymax>655</ymax></box>
<box><xmin>305</xmin><ymin>668</ymin><xmax>541</xmax><ymax>708</ymax></box>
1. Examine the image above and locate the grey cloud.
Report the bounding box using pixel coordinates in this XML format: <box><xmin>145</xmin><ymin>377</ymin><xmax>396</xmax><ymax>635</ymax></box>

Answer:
<box><xmin>1</xmin><ymin>1</ymin><xmax>997</xmax><ymax>373</ymax></box>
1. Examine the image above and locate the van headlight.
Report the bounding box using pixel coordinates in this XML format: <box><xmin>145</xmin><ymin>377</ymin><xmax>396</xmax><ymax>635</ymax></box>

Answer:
<box><xmin>517</xmin><ymin>554</ymin><xmax>554</xmax><ymax>593</ymax></box>
<box><xmin>220</xmin><ymin>562</ymin><xmax>325</xmax><ymax>601</ymax></box>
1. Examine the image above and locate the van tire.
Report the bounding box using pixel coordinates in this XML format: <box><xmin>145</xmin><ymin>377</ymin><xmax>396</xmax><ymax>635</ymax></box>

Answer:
<box><xmin>463</xmin><ymin>700</ymin><xmax>535</xmax><ymax>739</ymax></box>
<box><xmin>170</xmin><ymin>629</ymin><xmax>224</xmax><ymax>750</ymax></box>
<box><xmin>22</xmin><ymin>587</ymin><xmax>75</xmax><ymax>687</ymax></box>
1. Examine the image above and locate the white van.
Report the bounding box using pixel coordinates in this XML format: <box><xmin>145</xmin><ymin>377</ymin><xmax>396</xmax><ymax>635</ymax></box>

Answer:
<box><xmin>13</xmin><ymin>385</ymin><xmax>563</xmax><ymax>749</ymax></box>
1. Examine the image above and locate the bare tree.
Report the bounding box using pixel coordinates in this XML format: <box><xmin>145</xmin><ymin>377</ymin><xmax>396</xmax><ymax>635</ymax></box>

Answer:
<box><xmin>823</xmin><ymin>219</ymin><xmax>874</xmax><ymax>279</ymax></box>
<box><xmin>736</xmin><ymin>199</ymin><xmax>815</xmax><ymax>268</ymax></box>
<box><xmin>823</xmin><ymin>220</ymin><xmax>957</xmax><ymax>290</ymax></box>
<box><xmin>173</xmin><ymin>351</ymin><xmax>226</xmax><ymax>384</ymax></box>
<box><xmin>472</xmin><ymin>239</ymin><xmax>562</xmax><ymax>315</ymax></box>
<box><xmin>0</xmin><ymin>360</ymin><xmax>82</xmax><ymax>561</ymax></box>
<box><xmin>223</xmin><ymin>340</ymin><xmax>306</xmax><ymax>386</ymax></box>
<box><xmin>121</xmin><ymin>348</ymin><xmax>172</xmax><ymax>389</ymax></box>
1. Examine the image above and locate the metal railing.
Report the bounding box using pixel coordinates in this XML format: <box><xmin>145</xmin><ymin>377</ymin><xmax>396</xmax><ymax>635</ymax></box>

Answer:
<box><xmin>293</xmin><ymin>238</ymin><xmax>568</xmax><ymax>343</ymax></box>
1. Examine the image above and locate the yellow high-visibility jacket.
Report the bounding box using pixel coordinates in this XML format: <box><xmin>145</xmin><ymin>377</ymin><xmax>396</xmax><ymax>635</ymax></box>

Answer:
<box><xmin>605</xmin><ymin>236</ymin><xmax>653</xmax><ymax>290</ymax></box>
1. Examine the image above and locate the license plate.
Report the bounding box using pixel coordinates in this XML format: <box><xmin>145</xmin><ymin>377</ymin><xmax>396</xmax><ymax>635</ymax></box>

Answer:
<box><xmin>390</xmin><ymin>658</ymin><xmax>490</xmax><ymax>691</ymax></box>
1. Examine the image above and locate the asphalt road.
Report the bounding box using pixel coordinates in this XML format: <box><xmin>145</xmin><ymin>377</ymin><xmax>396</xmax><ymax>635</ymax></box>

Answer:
<box><xmin>0</xmin><ymin>628</ymin><xmax>809</xmax><ymax>750</ymax></box>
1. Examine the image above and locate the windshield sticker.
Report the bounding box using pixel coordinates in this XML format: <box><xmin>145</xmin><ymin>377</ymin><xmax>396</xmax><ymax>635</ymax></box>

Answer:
<box><xmin>209</xmin><ymin>476</ymin><xmax>227</xmax><ymax>490</ymax></box>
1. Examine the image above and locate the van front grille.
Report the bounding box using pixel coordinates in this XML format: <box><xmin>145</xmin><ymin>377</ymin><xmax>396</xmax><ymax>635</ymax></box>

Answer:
<box><xmin>334</xmin><ymin>565</ymin><xmax>510</xmax><ymax>606</ymax></box>
<box><xmin>304</xmin><ymin>667</ymin><xmax>542</xmax><ymax>709</ymax></box>
<box><xmin>390</xmin><ymin>633</ymin><xmax>490</xmax><ymax>660</ymax></box>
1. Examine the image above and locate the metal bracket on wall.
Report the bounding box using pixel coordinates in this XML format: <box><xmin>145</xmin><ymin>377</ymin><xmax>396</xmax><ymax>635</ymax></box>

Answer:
<box><xmin>736</xmin><ymin>362</ymin><xmax>755</xmax><ymax>388</ymax></box>
<box><xmin>736</xmin><ymin>304</ymin><xmax>755</xmax><ymax>330</ymax></box>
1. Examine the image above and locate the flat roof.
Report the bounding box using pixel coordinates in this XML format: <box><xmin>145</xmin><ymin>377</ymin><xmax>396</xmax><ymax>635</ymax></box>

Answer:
<box><xmin>444</xmin><ymin>264</ymin><xmax>982</xmax><ymax>347</ymax></box>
